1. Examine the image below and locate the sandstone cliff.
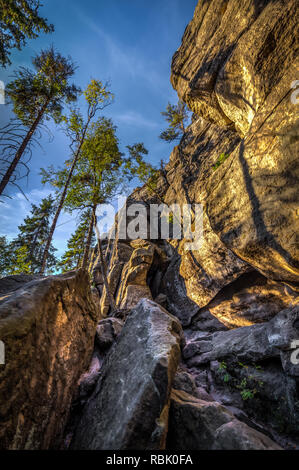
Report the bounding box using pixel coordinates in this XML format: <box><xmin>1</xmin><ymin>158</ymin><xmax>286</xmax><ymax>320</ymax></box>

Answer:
<box><xmin>88</xmin><ymin>0</ymin><xmax>299</xmax><ymax>449</ymax></box>
<box><xmin>0</xmin><ymin>0</ymin><xmax>298</xmax><ymax>451</ymax></box>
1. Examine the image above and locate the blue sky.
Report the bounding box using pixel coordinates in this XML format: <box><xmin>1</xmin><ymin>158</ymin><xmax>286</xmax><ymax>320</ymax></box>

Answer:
<box><xmin>0</xmin><ymin>0</ymin><xmax>197</xmax><ymax>256</ymax></box>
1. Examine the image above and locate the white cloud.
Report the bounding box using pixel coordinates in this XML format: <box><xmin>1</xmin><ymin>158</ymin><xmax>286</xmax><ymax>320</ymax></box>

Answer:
<box><xmin>115</xmin><ymin>110</ymin><xmax>158</xmax><ymax>129</ymax></box>
<box><xmin>0</xmin><ymin>188</ymin><xmax>79</xmax><ymax>257</ymax></box>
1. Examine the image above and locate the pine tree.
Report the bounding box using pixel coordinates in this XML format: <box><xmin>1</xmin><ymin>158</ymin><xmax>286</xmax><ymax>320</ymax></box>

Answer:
<box><xmin>0</xmin><ymin>236</ymin><xmax>12</xmax><ymax>277</ymax></box>
<box><xmin>39</xmin><ymin>79</ymin><xmax>114</xmax><ymax>274</ymax></box>
<box><xmin>159</xmin><ymin>100</ymin><xmax>189</xmax><ymax>142</ymax></box>
<box><xmin>0</xmin><ymin>0</ymin><xmax>54</xmax><ymax>67</ymax></box>
<box><xmin>42</xmin><ymin>117</ymin><xmax>124</xmax><ymax>310</ymax></box>
<box><xmin>0</xmin><ymin>47</ymin><xmax>79</xmax><ymax>197</ymax></box>
<box><xmin>57</xmin><ymin>211</ymin><xmax>95</xmax><ymax>273</ymax></box>
<box><xmin>9</xmin><ymin>194</ymin><xmax>57</xmax><ymax>274</ymax></box>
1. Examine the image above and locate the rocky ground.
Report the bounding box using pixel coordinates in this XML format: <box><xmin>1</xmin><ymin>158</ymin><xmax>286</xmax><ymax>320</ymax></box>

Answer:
<box><xmin>0</xmin><ymin>0</ymin><xmax>298</xmax><ymax>450</ymax></box>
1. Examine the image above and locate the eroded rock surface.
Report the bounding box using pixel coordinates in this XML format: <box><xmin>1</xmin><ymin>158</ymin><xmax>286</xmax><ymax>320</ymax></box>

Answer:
<box><xmin>70</xmin><ymin>299</ymin><xmax>182</xmax><ymax>450</ymax></box>
<box><xmin>171</xmin><ymin>0</ymin><xmax>299</xmax><ymax>289</ymax></box>
<box><xmin>1</xmin><ymin>0</ymin><xmax>298</xmax><ymax>452</ymax></box>
<box><xmin>168</xmin><ymin>389</ymin><xmax>281</xmax><ymax>450</ymax></box>
<box><xmin>0</xmin><ymin>270</ymin><xmax>98</xmax><ymax>450</ymax></box>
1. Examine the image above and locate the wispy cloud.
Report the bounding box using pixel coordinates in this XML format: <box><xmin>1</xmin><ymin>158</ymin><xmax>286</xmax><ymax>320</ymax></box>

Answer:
<box><xmin>115</xmin><ymin>110</ymin><xmax>158</xmax><ymax>129</ymax></box>
<box><xmin>0</xmin><ymin>188</ymin><xmax>79</xmax><ymax>256</ymax></box>
<box><xmin>74</xmin><ymin>8</ymin><xmax>165</xmax><ymax>89</ymax></box>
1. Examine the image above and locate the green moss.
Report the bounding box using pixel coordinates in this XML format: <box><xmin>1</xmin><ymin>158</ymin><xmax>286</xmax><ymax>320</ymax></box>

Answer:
<box><xmin>212</xmin><ymin>152</ymin><xmax>230</xmax><ymax>171</ymax></box>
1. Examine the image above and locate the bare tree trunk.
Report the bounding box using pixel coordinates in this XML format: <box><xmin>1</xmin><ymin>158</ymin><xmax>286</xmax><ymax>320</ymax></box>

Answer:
<box><xmin>82</xmin><ymin>205</ymin><xmax>96</xmax><ymax>269</ymax></box>
<box><xmin>40</xmin><ymin>116</ymin><xmax>91</xmax><ymax>274</ymax></box>
<box><xmin>88</xmin><ymin>246</ymin><xmax>96</xmax><ymax>274</ymax></box>
<box><xmin>40</xmin><ymin>149</ymin><xmax>80</xmax><ymax>274</ymax></box>
<box><xmin>0</xmin><ymin>102</ymin><xmax>48</xmax><ymax>197</ymax></box>
<box><xmin>94</xmin><ymin>213</ymin><xmax>116</xmax><ymax>313</ymax></box>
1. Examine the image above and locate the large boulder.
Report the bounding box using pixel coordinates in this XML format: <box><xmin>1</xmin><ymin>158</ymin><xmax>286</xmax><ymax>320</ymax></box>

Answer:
<box><xmin>0</xmin><ymin>270</ymin><xmax>98</xmax><ymax>450</ymax></box>
<box><xmin>70</xmin><ymin>299</ymin><xmax>182</xmax><ymax>450</ymax></box>
<box><xmin>183</xmin><ymin>305</ymin><xmax>299</xmax><ymax>368</ymax></box>
<box><xmin>168</xmin><ymin>389</ymin><xmax>281</xmax><ymax>450</ymax></box>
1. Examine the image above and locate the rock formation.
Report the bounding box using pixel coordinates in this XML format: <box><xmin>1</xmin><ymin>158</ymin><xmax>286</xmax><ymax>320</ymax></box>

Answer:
<box><xmin>0</xmin><ymin>270</ymin><xmax>98</xmax><ymax>450</ymax></box>
<box><xmin>70</xmin><ymin>299</ymin><xmax>182</xmax><ymax>450</ymax></box>
<box><xmin>0</xmin><ymin>0</ymin><xmax>298</xmax><ymax>451</ymax></box>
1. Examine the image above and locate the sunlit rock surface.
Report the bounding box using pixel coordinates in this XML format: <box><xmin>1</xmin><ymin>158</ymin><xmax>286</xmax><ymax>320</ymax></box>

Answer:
<box><xmin>0</xmin><ymin>270</ymin><xmax>98</xmax><ymax>450</ymax></box>
<box><xmin>1</xmin><ymin>0</ymin><xmax>299</xmax><ymax>451</ymax></box>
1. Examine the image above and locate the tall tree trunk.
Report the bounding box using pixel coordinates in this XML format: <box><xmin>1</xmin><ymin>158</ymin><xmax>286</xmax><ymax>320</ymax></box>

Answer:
<box><xmin>40</xmin><ymin>117</ymin><xmax>91</xmax><ymax>274</ymax></box>
<box><xmin>39</xmin><ymin>150</ymin><xmax>80</xmax><ymax>274</ymax></box>
<box><xmin>94</xmin><ymin>213</ymin><xmax>116</xmax><ymax>313</ymax></box>
<box><xmin>0</xmin><ymin>102</ymin><xmax>48</xmax><ymax>197</ymax></box>
<box><xmin>82</xmin><ymin>205</ymin><xmax>96</xmax><ymax>269</ymax></box>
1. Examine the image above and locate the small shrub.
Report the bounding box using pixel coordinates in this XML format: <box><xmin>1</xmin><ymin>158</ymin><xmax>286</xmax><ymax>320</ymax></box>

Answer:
<box><xmin>240</xmin><ymin>389</ymin><xmax>256</xmax><ymax>401</ymax></box>
<box><xmin>212</xmin><ymin>152</ymin><xmax>230</xmax><ymax>171</ymax></box>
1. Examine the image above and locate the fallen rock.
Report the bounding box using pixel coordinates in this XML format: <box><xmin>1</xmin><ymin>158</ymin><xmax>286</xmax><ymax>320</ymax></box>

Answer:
<box><xmin>168</xmin><ymin>389</ymin><xmax>281</xmax><ymax>450</ymax></box>
<box><xmin>184</xmin><ymin>305</ymin><xmax>299</xmax><ymax>371</ymax></box>
<box><xmin>0</xmin><ymin>269</ymin><xmax>98</xmax><ymax>450</ymax></box>
<box><xmin>212</xmin><ymin>420</ymin><xmax>282</xmax><ymax>450</ymax></box>
<box><xmin>70</xmin><ymin>299</ymin><xmax>182</xmax><ymax>450</ymax></box>
<box><xmin>209</xmin><ymin>358</ymin><xmax>299</xmax><ymax>442</ymax></box>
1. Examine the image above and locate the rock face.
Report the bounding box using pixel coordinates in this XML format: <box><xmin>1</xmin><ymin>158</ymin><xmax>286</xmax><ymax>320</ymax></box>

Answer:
<box><xmin>168</xmin><ymin>389</ymin><xmax>281</xmax><ymax>450</ymax></box>
<box><xmin>0</xmin><ymin>270</ymin><xmax>98</xmax><ymax>450</ymax></box>
<box><xmin>83</xmin><ymin>0</ymin><xmax>298</xmax><ymax>449</ymax></box>
<box><xmin>94</xmin><ymin>240</ymin><xmax>168</xmax><ymax>317</ymax></box>
<box><xmin>70</xmin><ymin>299</ymin><xmax>182</xmax><ymax>450</ymax></box>
<box><xmin>171</xmin><ymin>0</ymin><xmax>299</xmax><ymax>290</ymax></box>
<box><xmin>1</xmin><ymin>0</ymin><xmax>298</xmax><ymax>452</ymax></box>
<box><xmin>183</xmin><ymin>306</ymin><xmax>299</xmax><ymax>368</ymax></box>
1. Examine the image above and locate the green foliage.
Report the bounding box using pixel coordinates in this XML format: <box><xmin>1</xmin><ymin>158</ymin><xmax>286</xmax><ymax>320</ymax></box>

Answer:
<box><xmin>8</xmin><ymin>194</ymin><xmax>57</xmax><ymax>274</ymax></box>
<box><xmin>217</xmin><ymin>361</ymin><xmax>265</xmax><ymax>402</ymax></box>
<box><xmin>6</xmin><ymin>47</ymin><xmax>79</xmax><ymax>125</ymax></box>
<box><xmin>212</xmin><ymin>152</ymin><xmax>230</xmax><ymax>171</ymax></box>
<box><xmin>0</xmin><ymin>236</ymin><xmax>12</xmax><ymax>277</ymax></box>
<box><xmin>159</xmin><ymin>100</ymin><xmax>189</xmax><ymax>142</ymax></box>
<box><xmin>43</xmin><ymin>117</ymin><xmax>124</xmax><ymax>214</ymax></box>
<box><xmin>60</xmin><ymin>81</ymin><xmax>114</xmax><ymax>146</ymax></box>
<box><xmin>8</xmin><ymin>245</ymin><xmax>32</xmax><ymax>274</ymax></box>
<box><xmin>126</xmin><ymin>143</ymin><xmax>160</xmax><ymax>193</ymax></box>
<box><xmin>83</xmin><ymin>79</ymin><xmax>114</xmax><ymax>109</ymax></box>
<box><xmin>240</xmin><ymin>388</ymin><xmax>256</xmax><ymax>401</ymax></box>
<box><xmin>219</xmin><ymin>361</ymin><xmax>227</xmax><ymax>370</ymax></box>
<box><xmin>0</xmin><ymin>0</ymin><xmax>54</xmax><ymax>67</ymax></box>
<box><xmin>218</xmin><ymin>361</ymin><xmax>231</xmax><ymax>383</ymax></box>
<box><xmin>57</xmin><ymin>211</ymin><xmax>94</xmax><ymax>272</ymax></box>
<box><xmin>38</xmin><ymin>79</ymin><xmax>115</xmax><ymax>274</ymax></box>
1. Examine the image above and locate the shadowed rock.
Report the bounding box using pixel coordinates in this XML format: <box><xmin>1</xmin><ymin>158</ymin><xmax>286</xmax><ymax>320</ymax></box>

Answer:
<box><xmin>70</xmin><ymin>299</ymin><xmax>182</xmax><ymax>450</ymax></box>
<box><xmin>168</xmin><ymin>389</ymin><xmax>281</xmax><ymax>450</ymax></box>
